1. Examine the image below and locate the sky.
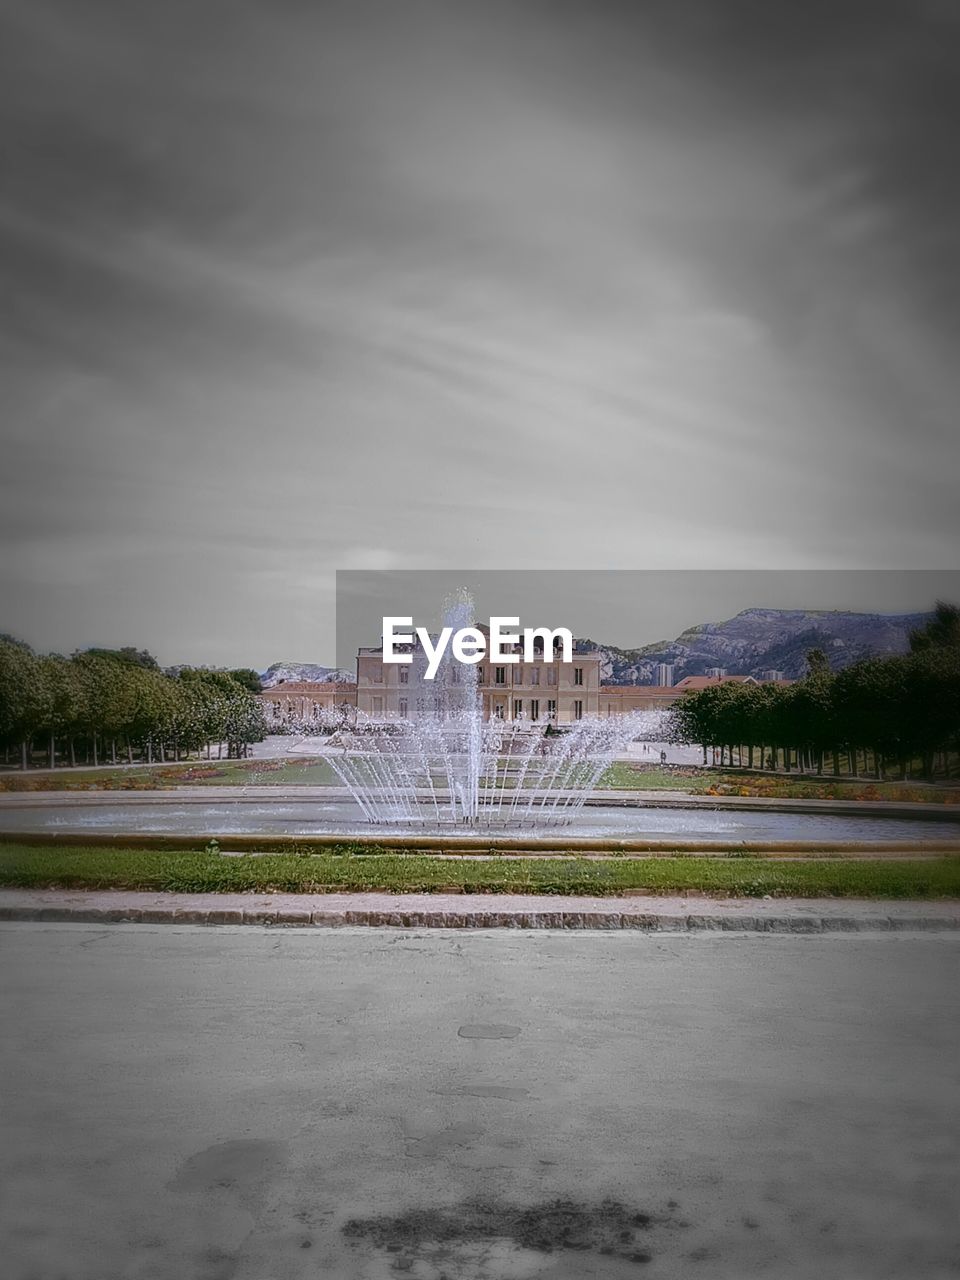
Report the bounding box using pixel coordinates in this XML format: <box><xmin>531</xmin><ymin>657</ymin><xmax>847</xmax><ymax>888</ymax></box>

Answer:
<box><xmin>1</xmin><ymin>0</ymin><xmax>959</xmax><ymax>667</ymax></box>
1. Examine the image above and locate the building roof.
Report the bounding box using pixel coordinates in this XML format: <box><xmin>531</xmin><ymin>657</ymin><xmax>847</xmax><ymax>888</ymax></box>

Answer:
<box><xmin>600</xmin><ymin>685</ymin><xmax>679</xmax><ymax>696</ymax></box>
<box><xmin>671</xmin><ymin>675</ymin><xmax>793</xmax><ymax>691</ymax></box>
<box><xmin>673</xmin><ymin>675</ymin><xmax>756</xmax><ymax>691</ymax></box>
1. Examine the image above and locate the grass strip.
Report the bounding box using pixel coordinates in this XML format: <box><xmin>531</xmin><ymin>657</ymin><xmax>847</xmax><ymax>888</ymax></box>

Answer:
<box><xmin>1</xmin><ymin>844</ymin><xmax>959</xmax><ymax>898</ymax></box>
<box><xmin>4</xmin><ymin>759</ymin><xmax>957</xmax><ymax>804</ymax></box>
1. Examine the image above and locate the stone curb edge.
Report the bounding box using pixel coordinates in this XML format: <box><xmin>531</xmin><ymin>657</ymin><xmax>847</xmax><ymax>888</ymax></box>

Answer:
<box><xmin>1</xmin><ymin>905</ymin><xmax>957</xmax><ymax>932</ymax></box>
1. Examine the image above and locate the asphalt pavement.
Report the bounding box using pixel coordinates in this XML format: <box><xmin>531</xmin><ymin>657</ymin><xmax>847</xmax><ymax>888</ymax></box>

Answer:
<box><xmin>2</xmin><ymin>923</ymin><xmax>959</xmax><ymax>1278</ymax></box>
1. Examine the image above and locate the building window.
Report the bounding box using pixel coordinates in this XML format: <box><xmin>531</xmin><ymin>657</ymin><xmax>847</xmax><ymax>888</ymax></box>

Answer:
<box><xmin>513</xmin><ymin>699</ymin><xmax>523</xmax><ymax>719</ymax></box>
<box><xmin>399</xmin><ymin>667</ymin><xmax>409</xmax><ymax>684</ymax></box>
<box><xmin>547</xmin><ymin>699</ymin><xmax>557</xmax><ymax>719</ymax></box>
<box><xmin>495</xmin><ymin>666</ymin><xmax>507</xmax><ymax>685</ymax></box>
<box><xmin>530</xmin><ymin>699</ymin><xmax>540</xmax><ymax>721</ymax></box>
<box><xmin>493</xmin><ymin>701</ymin><xmax>505</xmax><ymax>720</ymax></box>
<box><xmin>574</xmin><ymin>667</ymin><xmax>584</xmax><ymax>686</ymax></box>
<box><xmin>530</xmin><ymin>667</ymin><xmax>540</xmax><ymax>686</ymax></box>
<box><xmin>515</xmin><ymin>666</ymin><xmax>524</xmax><ymax>685</ymax></box>
<box><xmin>546</xmin><ymin>667</ymin><xmax>557</xmax><ymax>686</ymax></box>
<box><xmin>398</xmin><ymin>697</ymin><xmax>408</xmax><ymax>719</ymax></box>
<box><xmin>451</xmin><ymin>665</ymin><xmax>461</xmax><ymax>684</ymax></box>
<box><xmin>574</xmin><ymin>699</ymin><xmax>583</xmax><ymax>720</ymax></box>
<box><xmin>372</xmin><ymin>697</ymin><xmax>383</xmax><ymax>716</ymax></box>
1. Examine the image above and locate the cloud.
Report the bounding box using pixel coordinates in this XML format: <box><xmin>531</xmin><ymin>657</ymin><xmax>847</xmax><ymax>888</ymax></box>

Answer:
<box><xmin>1</xmin><ymin>0</ymin><xmax>957</xmax><ymax>663</ymax></box>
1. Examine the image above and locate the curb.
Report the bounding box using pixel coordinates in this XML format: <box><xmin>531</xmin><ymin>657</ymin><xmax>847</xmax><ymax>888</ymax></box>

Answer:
<box><xmin>1</xmin><ymin>903</ymin><xmax>958</xmax><ymax>932</ymax></box>
<box><xmin>3</xmin><ymin>829</ymin><xmax>960</xmax><ymax>856</ymax></box>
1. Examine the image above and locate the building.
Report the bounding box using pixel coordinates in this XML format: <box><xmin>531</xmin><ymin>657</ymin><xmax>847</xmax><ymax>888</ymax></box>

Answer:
<box><xmin>704</xmin><ymin>666</ymin><xmax>728</xmax><ymax>679</ymax></box>
<box><xmin>653</xmin><ymin>662</ymin><xmax>675</xmax><ymax>687</ymax></box>
<box><xmin>356</xmin><ymin>626</ymin><xmax>602</xmax><ymax>723</ymax></box>
<box><xmin>259</xmin><ymin>680</ymin><xmax>357</xmax><ymax>727</ymax></box>
<box><xmin>599</xmin><ymin>686</ymin><xmax>684</xmax><ymax>715</ymax></box>
<box><xmin>759</xmin><ymin>668</ymin><xmax>785</xmax><ymax>682</ymax></box>
<box><xmin>259</xmin><ymin>662</ymin><xmax>789</xmax><ymax>728</ymax></box>
<box><xmin>598</xmin><ymin>673</ymin><xmax>792</xmax><ymax>715</ymax></box>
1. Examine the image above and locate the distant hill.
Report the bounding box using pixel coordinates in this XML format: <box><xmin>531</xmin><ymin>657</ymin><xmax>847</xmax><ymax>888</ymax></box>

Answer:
<box><xmin>577</xmin><ymin>608</ymin><xmax>932</xmax><ymax>685</ymax></box>
<box><xmin>260</xmin><ymin>662</ymin><xmax>354</xmax><ymax>687</ymax></box>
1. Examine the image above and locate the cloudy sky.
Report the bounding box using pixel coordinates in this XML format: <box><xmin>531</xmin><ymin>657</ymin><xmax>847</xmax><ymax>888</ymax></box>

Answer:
<box><xmin>2</xmin><ymin>0</ymin><xmax>958</xmax><ymax>667</ymax></box>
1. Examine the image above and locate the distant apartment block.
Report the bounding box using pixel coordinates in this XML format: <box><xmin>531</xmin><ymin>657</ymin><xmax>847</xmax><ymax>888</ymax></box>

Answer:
<box><xmin>704</xmin><ymin>666</ymin><xmax>728</xmax><ymax>678</ymax></box>
<box><xmin>653</xmin><ymin>662</ymin><xmax>675</xmax><ymax>686</ymax></box>
<box><xmin>760</xmin><ymin>668</ymin><xmax>785</xmax><ymax>682</ymax></box>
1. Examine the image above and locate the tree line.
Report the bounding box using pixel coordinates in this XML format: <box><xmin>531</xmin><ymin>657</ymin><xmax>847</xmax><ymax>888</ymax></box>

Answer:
<box><xmin>0</xmin><ymin>638</ymin><xmax>267</xmax><ymax>770</ymax></box>
<box><xmin>667</xmin><ymin>602</ymin><xmax>960</xmax><ymax>781</ymax></box>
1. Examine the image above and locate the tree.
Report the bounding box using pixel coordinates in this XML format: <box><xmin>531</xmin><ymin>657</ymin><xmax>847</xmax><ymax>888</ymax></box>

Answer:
<box><xmin>228</xmin><ymin>668</ymin><xmax>263</xmax><ymax>695</ymax></box>
<box><xmin>36</xmin><ymin>655</ymin><xmax>85</xmax><ymax>768</ymax></box>
<box><xmin>80</xmin><ymin>646</ymin><xmax>161</xmax><ymax>670</ymax></box>
<box><xmin>71</xmin><ymin>652</ymin><xmax>143</xmax><ymax>765</ymax></box>
<box><xmin>0</xmin><ymin>638</ymin><xmax>44</xmax><ymax>768</ymax></box>
<box><xmin>909</xmin><ymin>601</ymin><xmax>960</xmax><ymax>653</ymax></box>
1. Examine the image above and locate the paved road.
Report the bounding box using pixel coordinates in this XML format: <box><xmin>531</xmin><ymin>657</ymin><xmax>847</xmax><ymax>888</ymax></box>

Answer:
<box><xmin>2</xmin><ymin>925</ymin><xmax>958</xmax><ymax>1279</ymax></box>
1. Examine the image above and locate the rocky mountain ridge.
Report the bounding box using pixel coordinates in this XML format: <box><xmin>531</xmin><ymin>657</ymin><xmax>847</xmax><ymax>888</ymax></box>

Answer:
<box><xmin>260</xmin><ymin>662</ymin><xmax>354</xmax><ymax>687</ymax></box>
<box><xmin>577</xmin><ymin>607</ymin><xmax>932</xmax><ymax>684</ymax></box>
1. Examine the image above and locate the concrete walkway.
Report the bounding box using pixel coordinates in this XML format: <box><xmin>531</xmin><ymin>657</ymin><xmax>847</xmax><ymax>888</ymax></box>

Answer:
<box><xmin>2</xmin><ymin>888</ymin><xmax>959</xmax><ymax>931</ymax></box>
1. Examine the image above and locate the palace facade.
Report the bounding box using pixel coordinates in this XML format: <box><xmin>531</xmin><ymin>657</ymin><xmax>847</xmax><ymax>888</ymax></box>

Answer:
<box><xmin>259</xmin><ymin>663</ymin><xmax>790</xmax><ymax>727</ymax></box>
<box><xmin>259</xmin><ymin>681</ymin><xmax>357</xmax><ymax>726</ymax></box>
<box><xmin>355</xmin><ymin>644</ymin><xmax>602</xmax><ymax>723</ymax></box>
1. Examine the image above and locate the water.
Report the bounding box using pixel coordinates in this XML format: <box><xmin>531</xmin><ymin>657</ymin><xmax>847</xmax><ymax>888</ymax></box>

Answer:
<box><xmin>316</xmin><ymin>592</ymin><xmax>655</xmax><ymax>827</ymax></box>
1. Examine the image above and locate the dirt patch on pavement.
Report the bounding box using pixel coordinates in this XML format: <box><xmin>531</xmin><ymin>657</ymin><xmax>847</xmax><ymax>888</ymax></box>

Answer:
<box><xmin>342</xmin><ymin>1196</ymin><xmax>683</xmax><ymax>1269</ymax></box>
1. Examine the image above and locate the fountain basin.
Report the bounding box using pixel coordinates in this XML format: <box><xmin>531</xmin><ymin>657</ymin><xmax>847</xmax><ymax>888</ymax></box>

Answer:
<box><xmin>1</xmin><ymin>792</ymin><xmax>959</xmax><ymax>846</ymax></box>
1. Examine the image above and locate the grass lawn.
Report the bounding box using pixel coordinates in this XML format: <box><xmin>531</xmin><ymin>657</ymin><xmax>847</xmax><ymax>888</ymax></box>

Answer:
<box><xmin>598</xmin><ymin>762</ymin><xmax>960</xmax><ymax>804</ymax></box>
<box><xmin>4</xmin><ymin>756</ymin><xmax>957</xmax><ymax>805</ymax></box>
<box><xmin>2</xmin><ymin>844</ymin><xmax>959</xmax><ymax>898</ymax></box>
<box><xmin>598</xmin><ymin>763</ymin><xmax>713</xmax><ymax>791</ymax></box>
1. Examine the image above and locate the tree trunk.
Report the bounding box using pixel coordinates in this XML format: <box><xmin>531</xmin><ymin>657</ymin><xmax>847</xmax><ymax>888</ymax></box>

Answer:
<box><xmin>92</xmin><ymin>736</ymin><xmax>98</xmax><ymax>767</ymax></box>
<box><xmin>49</xmin><ymin>732</ymin><xmax>55</xmax><ymax>770</ymax></box>
<box><xmin>127</xmin><ymin>740</ymin><xmax>133</xmax><ymax>765</ymax></box>
<box><xmin>69</xmin><ymin>738</ymin><xmax>76</xmax><ymax>767</ymax></box>
<box><xmin>21</xmin><ymin>739</ymin><xmax>29</xmax><ymax>770</ymax></box>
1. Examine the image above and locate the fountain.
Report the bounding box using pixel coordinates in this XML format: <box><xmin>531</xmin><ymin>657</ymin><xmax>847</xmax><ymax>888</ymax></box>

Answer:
<box><xmin>303</xmin><ymin>594</ymin><xmax>650</xmax><ymax>828</ymax></box>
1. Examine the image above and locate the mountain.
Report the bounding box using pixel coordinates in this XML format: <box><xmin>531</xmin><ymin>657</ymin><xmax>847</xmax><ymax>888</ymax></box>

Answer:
<box><xmin>577</xmin><ymin>608</ymin><xmax>933</xmax><ymax>685</ymax></box>
<box><xmin>260</xmin><ymin>662</ymin><xmax>354</xmax><ymax>687</ymax></box>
